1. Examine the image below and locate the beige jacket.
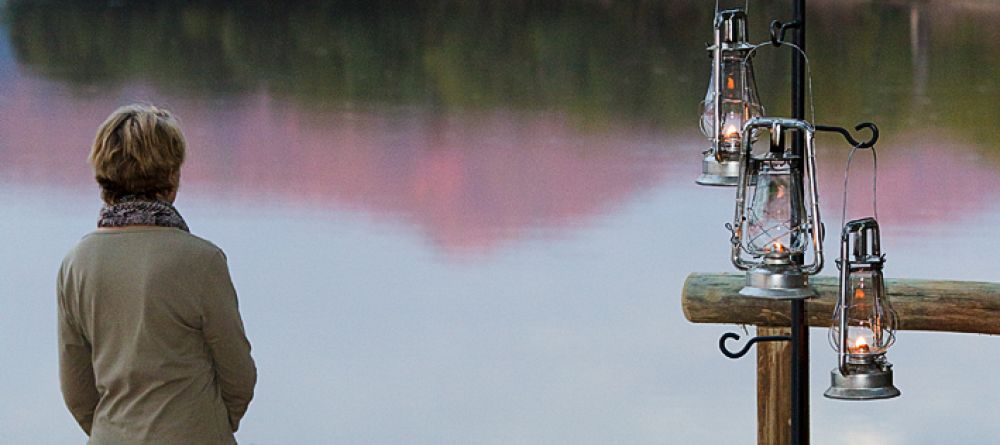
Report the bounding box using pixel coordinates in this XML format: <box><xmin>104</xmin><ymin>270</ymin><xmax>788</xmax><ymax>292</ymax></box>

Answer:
<box><xmin>58</xmin><ymin>227</ymin><xmax>257</xmax><ymax>444</ymax></box>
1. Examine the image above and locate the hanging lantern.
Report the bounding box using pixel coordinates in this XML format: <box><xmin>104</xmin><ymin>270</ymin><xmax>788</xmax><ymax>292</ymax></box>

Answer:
<box><xmin>730</xmin><ymin>118</ymin><xmax>823</xmax><ymax>298</ymax></box>
<box><xmin>698</xmin><ymin>8</ymin><xmax>764</xmax><ymax>186</ymax></box>
<box><xmin>825</xmin><ymin>217</ymin><xmax>900</xmax><ymax>400</ymax></box>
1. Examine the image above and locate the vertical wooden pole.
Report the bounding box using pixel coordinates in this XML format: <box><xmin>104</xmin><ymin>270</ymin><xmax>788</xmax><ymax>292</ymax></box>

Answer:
<box><xmin>757</xmin><ymin>326</ymin><xmax>792</xmax><ymax>445</ymax></box>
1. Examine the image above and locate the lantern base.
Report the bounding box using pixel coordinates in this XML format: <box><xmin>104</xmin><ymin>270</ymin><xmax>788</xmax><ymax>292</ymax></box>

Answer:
<box><xmin>696</xmin><ymin>154</ymin><xmax>740</xmax><ymax>187</ymax></box>
<box><xmin>824</xmin><ymin>362</ymin><xmax>900</xmax><ymax>401</ymax></box>
<box><xmin>739</xmin><ymin>263</ymin><xmax>816</xmax><ymax>300</ymax></box>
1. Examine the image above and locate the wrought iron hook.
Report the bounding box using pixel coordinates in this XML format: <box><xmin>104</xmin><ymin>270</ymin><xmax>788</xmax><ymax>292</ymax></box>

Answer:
<box><xmin>769</xmin><ymin>19</ymin><xmax>801</xmax><ymax>47</ymax></box>
<box><xmin>719</xmin><ymin>332</ymin><xmax>791</xmax><ymax>359</ymax></box>
<box><xmin>815</xmin><ymin>122</ymin><xmax>879</xmax><ymax>149</ymax></box>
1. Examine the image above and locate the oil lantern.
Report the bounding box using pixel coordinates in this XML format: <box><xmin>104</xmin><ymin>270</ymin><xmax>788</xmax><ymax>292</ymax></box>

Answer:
<box><xmin>825</xmin><ymin>217</ymin><xmax>900</xmax><ymax>400</ymax></box>
<box><xmin>730</xmin><ymin>118</ymin><xmax>823</xmax><ymax>298</ymax></box>
<box><xmin>698</xmin><ymin>8</ymin><xmax>764</xmax><ymax>186</ymax></box>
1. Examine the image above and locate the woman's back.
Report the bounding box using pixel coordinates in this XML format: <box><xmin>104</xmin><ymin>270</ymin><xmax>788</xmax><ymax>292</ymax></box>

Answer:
<box><xmin>59</xmin><ymin>227</ymin><xmax>255</xmax><ymax>444</ymax></box>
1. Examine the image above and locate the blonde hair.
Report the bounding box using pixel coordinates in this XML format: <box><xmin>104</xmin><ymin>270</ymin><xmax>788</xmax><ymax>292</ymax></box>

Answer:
<box><xmin>90</xmin><ymin>104</ymin><xmax>186</xmax><ymax>204</ymax></box>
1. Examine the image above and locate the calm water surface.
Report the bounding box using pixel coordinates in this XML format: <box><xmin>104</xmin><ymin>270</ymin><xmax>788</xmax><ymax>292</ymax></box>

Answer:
<box><xmin>2</xmin><ymin>1</ymin><xmax>1000</xmax><ymax>444</ymax></box>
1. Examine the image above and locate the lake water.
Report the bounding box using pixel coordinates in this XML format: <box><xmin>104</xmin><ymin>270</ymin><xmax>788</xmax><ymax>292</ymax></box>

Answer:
<box><xmin>2</xmin><ymin>1</ymin><xmax>1000</xmax><ymax>444</ymax></box>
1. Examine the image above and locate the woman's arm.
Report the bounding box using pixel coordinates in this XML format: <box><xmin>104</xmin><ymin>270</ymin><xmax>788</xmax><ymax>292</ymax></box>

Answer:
<box><xmin>57</xmin><ymin>267</ymin><xmax>99</xmax><ymax>435</ymax></box>
<box><xmin>201</xmin><ymin>251</ymin><xmax>257</xmax><ymax>432</ymax></box>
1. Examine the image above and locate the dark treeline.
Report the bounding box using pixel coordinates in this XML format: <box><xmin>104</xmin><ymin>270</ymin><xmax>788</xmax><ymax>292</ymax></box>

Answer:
<box><xmin>6</xmin><ymin>0</ymin><xmax>1000</xmax><ymax>139</ymax></box>
<box><xmin>6</xmin><ymin>0</ymin><xmax>704</xmax><ymax>125</ymax></box>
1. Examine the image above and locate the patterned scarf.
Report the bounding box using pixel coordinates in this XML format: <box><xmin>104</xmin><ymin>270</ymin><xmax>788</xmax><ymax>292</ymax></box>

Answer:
<box><xmin>98</xmin><ymin>197</ymin><xmax>190</xmax><ymax>232</ymax></box>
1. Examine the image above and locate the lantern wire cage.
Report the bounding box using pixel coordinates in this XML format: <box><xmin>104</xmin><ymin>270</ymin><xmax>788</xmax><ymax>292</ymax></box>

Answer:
<box><xmin>827</xmin><ymin>275</ymin><xmax>899</xmax><ymax>355</ymax></box>
<box><xmin>740</xmin><ymin>156</ymin><xmax>809</xmax><ymax>255</ymax></box>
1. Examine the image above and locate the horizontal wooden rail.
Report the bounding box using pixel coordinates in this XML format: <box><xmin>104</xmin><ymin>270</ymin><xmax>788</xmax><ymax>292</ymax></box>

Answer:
<box><xmin>683</xmin><ymin>273</ymin><xmax>1000</xmax><ymax>335</ymax></box>
<box><xmin>685</xmin><ymin>272</ymin><xmax>1000</xmax><ymax>444</ymax></box>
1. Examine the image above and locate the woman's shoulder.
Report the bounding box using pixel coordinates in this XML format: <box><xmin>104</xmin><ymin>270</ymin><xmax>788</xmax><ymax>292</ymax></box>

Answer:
<box><xmin>70</xmin><ymin>228</ymin><xmax>227</xmax><ymax>262</ymax></box>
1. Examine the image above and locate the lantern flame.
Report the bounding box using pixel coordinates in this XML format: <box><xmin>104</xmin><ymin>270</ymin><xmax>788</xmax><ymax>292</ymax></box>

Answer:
<box><xmin>852</xmin><ymin>336</ymin><xmax>870</xmax><ymax>354</ymax></box>
<box><xmin>723</xmin><ymin>124</ymin><xmax>739</xmax><ymax>139</ymax></box>
<box><xmin>772</xmin><ymin>242</ymin><xmax>785</xmax><ymax>253</ymax></box>
<box><xmin>726</xmin><ymin>76</ymin><xmax>735</xmax><ymax>90</ymax></box>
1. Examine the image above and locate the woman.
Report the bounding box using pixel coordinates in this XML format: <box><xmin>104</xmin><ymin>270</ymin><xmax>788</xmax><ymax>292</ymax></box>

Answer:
<box><xmin>57</xmin><ymin>104</ymin><xmax>257</xmax><ymax>444</ymax></box>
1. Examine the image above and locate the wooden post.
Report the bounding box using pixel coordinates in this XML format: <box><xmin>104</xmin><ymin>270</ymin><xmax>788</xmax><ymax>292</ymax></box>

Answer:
<box><xmin>682</xmin><ymin>272</ymin><xmax>1000</xmax><ymax>445</ymax></box>
<box><xmin>757</xmin><ymin>326</ymin><xmax>791</xmax><ymax>445</ymax></box>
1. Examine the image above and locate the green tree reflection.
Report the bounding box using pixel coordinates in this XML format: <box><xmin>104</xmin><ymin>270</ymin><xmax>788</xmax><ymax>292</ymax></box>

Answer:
<box><xmin>6</xmin><ymin>0</ymin><xmax>1000</xmax><ymax>144</ymax></box>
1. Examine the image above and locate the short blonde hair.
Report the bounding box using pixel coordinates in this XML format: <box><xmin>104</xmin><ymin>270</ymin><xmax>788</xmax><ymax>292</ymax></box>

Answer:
<box><xmin>90</xmin><ymin>104</ymin><xmax>186</xmax><ymax>204</ymax></box>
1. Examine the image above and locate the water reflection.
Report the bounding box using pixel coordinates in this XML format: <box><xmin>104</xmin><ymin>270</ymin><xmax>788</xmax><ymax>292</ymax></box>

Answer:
<box><xmin>0</xmin><ymin>79</ymin><xmax>683</xmax><ymax>254</ymax></box>
<box><xmin>178</xmin><ymin>103</ymin><xmax>683</xmax><ymax>254</ymax></box>
<box><xmin>8</xmin><ymin>0</ymin><xmax>1000</xmax><ymax>141</ymax></box>
<box><xmin>4</xmin><ymin>0</ymin><xmax>701</xmax><ymax>123</ymax></box>
<box><xmin>4</xmin><ymin>1</ymin><xmax>1000</xmax><ymax>444</ymax></box>
<box><xmin>5</xmin><ymin>0</ymin><xmax>1000</xmax><ymax>249</ymax></box>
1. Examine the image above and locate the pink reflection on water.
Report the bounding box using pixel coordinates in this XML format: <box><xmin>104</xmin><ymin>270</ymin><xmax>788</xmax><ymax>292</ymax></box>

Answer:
<box><xmin>0</xmin><ymin>73</ymin><xmax>683</xmax><ymax>254</ymax></box>
<box><xmin>815</xmin><ymin>128</ymin><xmax>1000</xmax><ymax>237</ymax></box>
<box><xmin>178</xmin><ymin>95</ymin><xmax>683</xmax><ymax>254</ymax></box>
<box><xmin>3</xmin><ymin>67</ymin><xmax>999</xmax><ymax>255</ymax></box>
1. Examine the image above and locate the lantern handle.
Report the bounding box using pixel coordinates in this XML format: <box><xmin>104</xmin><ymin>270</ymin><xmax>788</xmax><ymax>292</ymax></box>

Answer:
<box><xmin>815</xmin><ymin>122</ymin><xmax>879</xmax><ymax>149</ymax></box>
<box><xmin>834</xmin><ymin>123</ymin><xmax>881</xmax><ymax>228</ymax></box>
<box><xmin>719</xmin><ymin>332</ymin><xmax>791</xmax><ymax>359</ymax></box>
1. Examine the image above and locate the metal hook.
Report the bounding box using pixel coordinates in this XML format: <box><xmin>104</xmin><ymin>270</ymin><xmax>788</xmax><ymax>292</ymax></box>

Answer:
<box><xmin>769</xmin><ymin>19</ymin><xmax>801</xmax><ymax>47</ymax></box>
<box><xmin>815</xmin><ymin>122</ymin><xmax>879</xmax><ymax>149</ymax></box>
<box><xmin>719</xmin><ymin>332</ymin><xmax>791</xmax><ymax>359</ymax></box>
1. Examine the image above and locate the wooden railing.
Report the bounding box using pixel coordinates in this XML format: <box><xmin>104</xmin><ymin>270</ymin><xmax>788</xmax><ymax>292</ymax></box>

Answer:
<box><xmin>681</xmin><ymin>273</ymin><xmax>1000</xmax><ymax>444</ymax></box>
